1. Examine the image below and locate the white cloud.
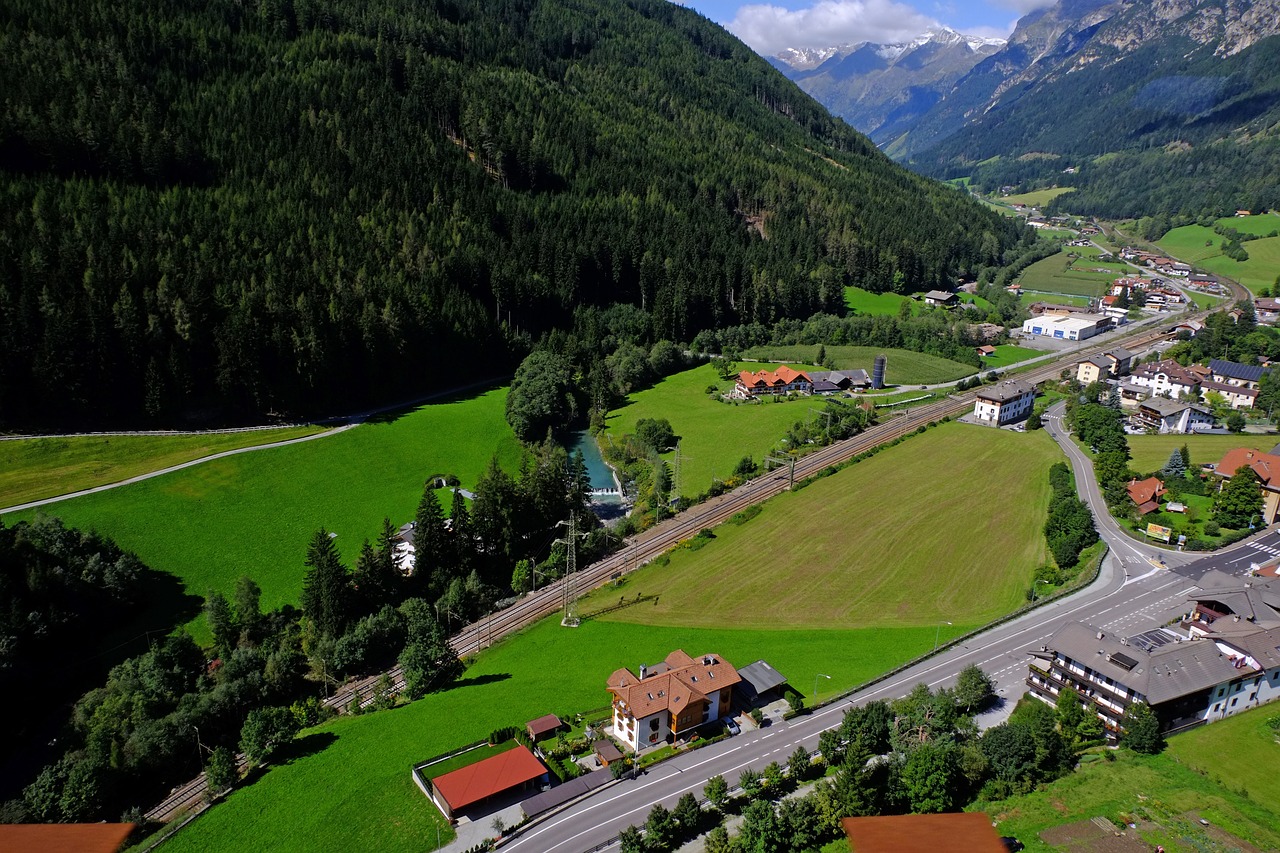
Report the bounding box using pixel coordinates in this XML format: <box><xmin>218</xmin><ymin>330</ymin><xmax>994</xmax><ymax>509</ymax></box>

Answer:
<box><xmin>993</xmin><ymin>0</ymin><xmax>1056</xmax><ymax>13</ymax></box>
<box><xmin>728</xmin><ymin>0</ymin><xmax>941</xmax><ymax>55</ymax></box>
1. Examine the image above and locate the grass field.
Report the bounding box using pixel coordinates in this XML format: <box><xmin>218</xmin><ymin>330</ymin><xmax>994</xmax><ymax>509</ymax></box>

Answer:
<box><xmin>1186</xmin><ymin>288</ymin><xmax>1227</xmax><ymax>309</ymax></box>
<box><xmin>0</xmin><ymin>427</ymin><xmax>324</xmax><ymax>509</ymax></box>
<box><xmin>1159</xmin><ymin>213</ymin><xmax>1280</xmax><ymax>294</ymax></box>
<box><xmin>161</xmin><ymin>615</ymin><xmax>954</xmax><ymax>853</ymax></box>
<box><xmin>843</xmin><ymin>287</ymin><xmax>915</xmax><ymax>316</ymax></box>
<box><xmin>1165</xmin><ymin>702</ymin><xmax>1280</xmax><ymax>807</ymax></box>
<box><xmin>739</xmin><ymin>346</ymin><xmax>975</xmax><ymax>386</ymax></box>
<box><xmin>4</xmin><ymin>388</ymin><xmax>521</xmax><ymax>615</ymax></box>
<box><xmin>979</xmin><ymin>737</ymin><xmax>1280</xmax><ymax>851</ymax></box>
<box><xmin>1016</xmin><ymin>252</ymin><xmax>1124</xmax><ymax>298</ymax></box>
<box><xmin>1019</xmin><ymin>292</ymin><xmax>1093</xmax><ymax>308</ymax></box>
<box><xmin>980</xmin><ymin>345</ymin><xmax>1044</xmax><ymax>369</ymax></box>
<box><xmin>1127</xmin><ymin>434</ymin><xmax>1278</xmax><ymax>475</ymax></box>
<box><xmin>603</xmin><ymin>363</ymin><xmax>815</xmax><ymax>499</ymax></box>
<box><xmin>999</xmin><ymin>187</ymin><xmax>1075</xmax><ymax>208</ymax></box>
<box><xmin>586</xmin><ymin>422</ymin><xmax>1062</xmax><ymax>631</ymax></box>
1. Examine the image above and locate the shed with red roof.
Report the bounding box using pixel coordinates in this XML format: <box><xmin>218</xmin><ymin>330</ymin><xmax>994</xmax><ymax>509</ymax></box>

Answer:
<box><xmin>424</xmin><ymin>745</ymin><xmax>548</xmax><ymax>821</ymax></box>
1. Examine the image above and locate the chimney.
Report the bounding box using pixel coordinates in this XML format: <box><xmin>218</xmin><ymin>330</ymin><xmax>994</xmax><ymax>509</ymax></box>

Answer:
<box><xmin>639</xmin><ymin>664</ymin><xmax>648</xmax><ymax>680</ymax></box>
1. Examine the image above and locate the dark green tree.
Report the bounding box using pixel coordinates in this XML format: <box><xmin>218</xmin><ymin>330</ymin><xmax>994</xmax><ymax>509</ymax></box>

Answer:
<box><xmin>1121</xmin><ymin>701</ymin><xmax>1164</xmax><ymax>754</ymax></box>
<box><xmin>643</xmin><ymin>803</ymin><xmax>675</xmax><ymax>852</ymax></box>
<box><xmin>205</xmin><ymin>746</ymin><xmax>237</xmax><ymax>802</ymax></box>
<box><xmin>1227</xmin><ymin>410</ymin><xmax>1246</xmax><ymax>432</ymax></box>
<box><xmin>704</xmin><ymin>774</ymin><xmax>729</xmax><ymax>810</ymax></box>
<box><xmin>1161</xmin><ymin>448</ymin><xmax>1186</xmax><ymax>479</ymax></box>
<box><xmin>506</xmin><ymin>351</ymin><xmax>578</xmax><ymax>442</ymax></box>
<box><xmin>634</xmin><ymin>417</ymin><xmax>676</xmax><ymax>453</ymax></box>
<box><xmin>240</xmin><ymin>706</ymin><xmax>300</xmax><ymax>766</ymax></box>
<box><xmin>233</xmin><ymin>575</ymin><xmax>265</xmax><ymax>647</ymax></box>
<box><xmin>412</xmin><ymin>487</ymin><xmax>452</xmax><ymax>598</ymax></box>
<box><xmin>1214</xmin><ymin>466</ymin><xmax>1263</xmax><ymax>527</ymax></box>
<box><xmin>300</xmin><ymin>529</ymin><xmax>351</xmax><ymax>639</ymax></box>
<box><xmin>672</xmin><ymin>791</ymin><xmax>701</xmax><ymax>832</ymax></box>
<box><xmin>953</xmin><ymin>664</ymin><xmax>996</xmax><ymax>713</ymax></box>
<box><xmin>898</xmin><ymin>742</ymin><xmax>962</xmax><ymax>813</ymax></box>
<box><xmin>205</xmin><ymin>590</ymin><xmax>237</xmax><ymax>660</ymax></box>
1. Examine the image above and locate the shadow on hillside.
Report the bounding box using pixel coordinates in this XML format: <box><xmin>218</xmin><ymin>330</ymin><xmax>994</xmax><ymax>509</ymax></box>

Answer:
<box><xmin>238</xmin><ymin>733</ymin><xmax>339</xmax><ymax>791</ymax></box>
<box><xmin>355</xmin><ymin>378</ymin><xmax>509</xmax><ymax>428</ymax></box>
<box><xmin>445</xmin><ymin>672</ymin><xmax>512</xmax><ymax>692</ymax></box>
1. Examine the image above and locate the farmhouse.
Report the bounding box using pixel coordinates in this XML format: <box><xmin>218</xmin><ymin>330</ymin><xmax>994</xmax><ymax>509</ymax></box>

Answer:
<box><xmin>1209</xmin><ymin>358</ymin><xmax>1269</xmax><ymax>390</ymax></box>
<box><xmin>809</xmin><ymin>369</ymin><xmax>871</xmax><ymax>392</ymax></box>
<box><xmin>1126</xmin><ymin>477</ymin><xmax>1166</xmax><ymax>515</ymax></box>
<box><xmin>1027</xmin><ymin>611</ymin><xmax>1280</xmax><ymax>741</ymax></box>
<box><xmin>976</xmin><ymin>345</ymin><xmax>996</xmax><ymax>358</ymax></box>
<box><xmin>607</xmin><ymin>650</ymin><xmax>741</xmax><ymax>751</ymax></box>
<box><xmin>736</xmin><ymin>365</ymin><xmax>812</xmax><ymax>397</ymax></box>
<box><xmin>1212</xmin><ymin>448</ymin><xmax>1280</xmax><ymax>525</ymax></box>
<box><xmin>1132</xmin><ymin>398</ymin><xmax>1213</xmax><ymax>434</ymax></box>
<box><xmin>420</xmin><ymin>744</ymin><xmax>548</xmax><ymax>821</ymax></box>
<box><xmin>972</xmin><ymin>379</ymin><xmax>1036</xmax><ymax>426</ymax></box>
<box><xmin>1174</xmin><ymin>319</ymin><xmax>1204</xmax><ymax>337</ymax></box>
<box><xmin>923</xmin><ymin>290</ymin><xmax>958</xmax><ymax>308</ymax></box>
<box><xmin>1021</xmin><ymin>314</ymin><xmax>1110</xmax><ymax>341</ymax></box>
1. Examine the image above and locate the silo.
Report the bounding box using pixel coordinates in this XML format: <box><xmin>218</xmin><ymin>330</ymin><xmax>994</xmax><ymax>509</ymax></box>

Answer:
<box><xmin>872</xmin><ymin>354</ymin><xmax>887</xmax><ymax>390</ymax></box>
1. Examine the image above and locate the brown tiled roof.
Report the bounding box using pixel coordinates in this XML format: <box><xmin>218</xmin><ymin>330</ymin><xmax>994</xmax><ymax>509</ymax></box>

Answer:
<box><xmin>608</xmin><ymin>650</ymin><xmax>741</xmax><ymax>719</ymax></box>
<box><xmin>840</xmin><ymin>813</ymin><xmax>1007</xmax><ymax>852</ymax></box>
<box><xmin>0</xmin><ymin>824</ymin><xmax>134</xmax><ymax>853</ymax></box>
<box><xmin>1216</xmin><ymin>448</ymin><xmax>1280</xmax><ymax>487</ymax></box>
<box><xmin>525</xmin><ymin>713</ymin><xmax>563</xmax><ymax>739</ymax></box>
<box><xmin>1202</xmin><ymin>380</ymin><xmax>1257</xmax><ymax>398</ymax></box>
<box><xmin>1127</xmin><ymin>477</ymin><xmax>1165</xmax><ymax>510</ymax></box>
<box><xmin>737</xmin><ymin>365</ymin><xmax>811</xmax><ymax>389</ymax></box>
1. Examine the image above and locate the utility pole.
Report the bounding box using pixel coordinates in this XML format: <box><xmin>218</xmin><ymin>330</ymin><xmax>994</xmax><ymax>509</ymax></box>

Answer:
<box><xmin>557</xmin><ymin>513</ymin><xmax>586</xmax><ymax>627</ymax></box>
<box><xmin>765</xmin><ymin>454</ymin><xmax>796</xmax><ymax>489</ymax></box>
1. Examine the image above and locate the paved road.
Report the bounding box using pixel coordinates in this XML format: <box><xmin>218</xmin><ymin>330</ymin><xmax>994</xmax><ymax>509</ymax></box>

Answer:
<box><xmin>500</xmin><ymin>410</ymin><xmax>1271</xmax><ymax>852</ymax></box>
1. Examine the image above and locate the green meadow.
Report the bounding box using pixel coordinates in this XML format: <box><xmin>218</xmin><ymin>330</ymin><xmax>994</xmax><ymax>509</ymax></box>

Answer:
<box><xmin>0</xmin><ymin>426</ymin><xmax>324</xmax><ymax>509</ymax></box>
<box><xmin>1127</xmin><ymin>434</ymin><xmax>1277</xmax><ymax>475</ymax></box>
<box><xmin>4</xmin><ymin>388</ymin><xmax>520</xmax><ymax>614</ymax></box>
<box><xmin>160</xmin><ymin>616</ymin><xmax>948</xmax><ymax>853</ymax></box>
<box><xmin>1019</xmin><ymin>291</ymin><xmax>1093</xmax><ymax>308</ymax></box>
<box><xmin>602</xmin><ymin>363</ymin><xmax>812</xmax><ymax>499</ymax></box>
<box><xmin>980</xmin><ymin>345</ymin><xmax>1045</xmax><ymax>369</ymax></box>
<box><xmin>1016</xmin><ymin>251</ymin><xmax>1125</xmax><ymax>298</ymax></box>
<box><xmin>588</xmin><ymin>422</ymin><xmax>1061</xmax><ymax>632</ymax></box>
<box><xmin>739</xmin><ymin>345</ymin><xmax>975</xmax><ymax>386</ymax></box>
<box><xmin>1159</xmin><ymin>213</ymin><xmax>1280</xmax><ymax>293</ymax></box>
<box><xmin>999</xmin><ymin>187</ymin><xmax>1075</xmax><ymax>208</ymax></box>
<box><xmin>843</xmin><ymin>286</ymin><xmax>915</xmax><ymax>316</ymax></box>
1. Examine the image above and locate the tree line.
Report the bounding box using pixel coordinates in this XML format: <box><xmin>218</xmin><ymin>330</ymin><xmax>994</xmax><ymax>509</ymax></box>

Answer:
<box><xmin>0</xmin><ymin>0</ymin><xmax>1025</xmax><ymax>430</ymax></box>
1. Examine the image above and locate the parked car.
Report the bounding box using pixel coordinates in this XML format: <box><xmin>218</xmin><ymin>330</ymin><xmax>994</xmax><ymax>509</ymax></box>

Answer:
<box><xmin>722</xmin><ymin>717</ymin><xmax>740</xmax><ymax>736</ymax></box>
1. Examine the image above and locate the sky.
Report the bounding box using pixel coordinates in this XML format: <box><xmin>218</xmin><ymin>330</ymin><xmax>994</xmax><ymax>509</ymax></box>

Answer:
<box><xmin>679</xmin><ymin>0</ymin><xmax>1057</xmax><ymax>56</ymax></box>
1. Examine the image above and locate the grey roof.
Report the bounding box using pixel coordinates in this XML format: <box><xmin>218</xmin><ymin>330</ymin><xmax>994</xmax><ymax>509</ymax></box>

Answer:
<box><xmin>811</xmin><ymin>380</ymin><xmax>842</xmax><ymax>393</ymax></box>
<box><xmin>1105</xmin><ymin>346</ymin><xmax>1134</xmax><ymax>362</ymax></box>
<box><xmin>1140</xmin><ymin>397</ymin><xmax>1210</xmax><ymax>418</ymax></box>
<box><xmin>736</xmin><ymin>659</ymin><xmax>788</xmax><ymax>699</ymax></box>
<box><xmin>975</xmin><ymin>379</ymin><xmax>1035</xmax><ymax>404</ymax></box>
<box><xmin>1082</xmin><ymin>356</ymin><xmax>1111</xmax><ymax>369</ymax></box>
<box><xmin>809</xmin><ymin>369</ymin><xmax>870</xmax><ymax>387</ymax></box>
<box><xmin>1209</xmin><ymin>359</ymin><xmax>1269</xmax><ymax>384</ymax></box>
<box><xmin>520</xmin><ymin>768</ymin><xmax>611</xmax><ymax>818</ymax></box>
<box><xmin>1040</xmin><ymin>622</ymin><xmax>1246</xmax><ymax>705</ymax></box>
<box><xmin>924</xmin><ymin>290</ymin><xmax>957</xmax><ymax>302</ymax></box>
<box><xmin>1192</xmin><ymin>571</ymin><xmax>1280</xmax><ymax>628</ymax></box>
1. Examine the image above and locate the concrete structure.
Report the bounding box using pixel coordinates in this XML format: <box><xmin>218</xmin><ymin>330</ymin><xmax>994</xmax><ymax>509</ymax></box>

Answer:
<box><xmin>872</xmin><ymin>354</ymin><xmax>887</xmax><ymax>390</ymax></box>
<box><xmin>607</xmin><ymin>650</ymin><xmax>740</xmax><ymax>751</ymax></box>
<box><xmin>421</xmin><ymin>745</ymin><xmax>549</xmax><ymax>821</ymax></box>
<box><xmin>840</xmin><ymin>813</ymin><xmax>1008</xmax><ymax>853</ymax></box>
<box><xmin>1021</xmin><ymin>313</ymin><xmax>1110</xmax><ymax>342</ymax></box>
<box><xmin>1213</xmin><ymin>448</ymin><xmax>1280</xmax><ymax>525</ymax></box>
<box><xmin>973</xmin><ymin>379</ymin><xmax>1036</xmax><ymax>425</ymax></box>
<box><xmin>1133</xmin><ymin>398</ymin><xmax>1214</xmax><ymax>434</ymax></box>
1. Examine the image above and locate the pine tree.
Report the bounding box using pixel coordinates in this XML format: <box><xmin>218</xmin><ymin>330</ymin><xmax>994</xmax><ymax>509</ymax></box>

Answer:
<box><xmin>1180</xmin><ymin>443</ymin><xmax>1191</xmax><ymax>470</ymax></box>
<box><xmin>1120</xmin><ymin>701</ymin><xmax>1164</xmax><ymax>754</ymax></box>
<box><xmin>205</xmin><ymin>591</ymin><xmax>237</xmax><ymax>660</ymax></box>
<box><xmin>1161</xmin><ymin>448</ymin><xmax>1186</xmax><ymax>480</ymax></box>
<box><xmin>412</xmin><ymin>486</ymin><xmax>451</xmax><ymax>598</ymax></box>
<box><xmin>301</xmin><ymin>529</ymin><xmax>351</xmax><ymax>639</ymax></box>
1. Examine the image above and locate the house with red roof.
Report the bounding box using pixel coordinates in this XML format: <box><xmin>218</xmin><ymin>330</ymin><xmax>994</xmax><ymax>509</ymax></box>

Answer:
<box><xmin>1126</xmin><ymin>477</ymin><xmax>1166</xmax><ymax>515</ymax></box>
<box><xmin>1214</xmin><ymin>448</ymin><xmax>1280</xmax><ymax>525</ymax></box>
<box><xmin>608</xmin><ymin>650</ymin><xmax>741</xmax><ymax>751</ymax></box>
<box><xmin>735</xmin><ymin>365</ymin><xmax>812</xmax><ymax>398</ymax></box>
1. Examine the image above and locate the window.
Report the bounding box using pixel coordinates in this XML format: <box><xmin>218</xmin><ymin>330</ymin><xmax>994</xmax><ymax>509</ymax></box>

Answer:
<box><xmin>1231</xmin><ymin>697</ymin><xmax>1238</xmax><ymax>707</ymax></box>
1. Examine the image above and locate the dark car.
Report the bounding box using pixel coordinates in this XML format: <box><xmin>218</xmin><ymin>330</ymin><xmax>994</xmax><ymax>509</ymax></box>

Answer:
<box><xmin>1001</xmin><ymin>838</ymin><xmax>1024</xmax><ymax>852</ymax></box>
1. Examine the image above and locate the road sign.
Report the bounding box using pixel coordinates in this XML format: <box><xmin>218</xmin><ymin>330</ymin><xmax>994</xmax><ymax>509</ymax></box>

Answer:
<box><xmin>1146</xmin><ymin>522</ymin><xmax>1172</xmax><ymax>542</ymax></box>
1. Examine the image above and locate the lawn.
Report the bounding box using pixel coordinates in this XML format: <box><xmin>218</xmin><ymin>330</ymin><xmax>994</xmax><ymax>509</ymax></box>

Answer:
<box><xmin>739</xmin><ymin>345</ymin><xmax>976</xmax><ymax>386</ymax></box>
<box><xmin>980</xmin><ymin>345</ymin><xmax>1045</xmax><ymax>370</ymax></box>
<box><xmin>161</xmin><ymin>616</ymin><xmax>953</xmax><ymax>853</ymax></box>
<box><xmin>999</xmin><ymin>187</ymin><xmax>1075</xmax><ymax>208</ymax></box>
<box><xmin>602</xmin><ymin>363</ymin><xmax>815</xmax><ymax>499</ymax></box>
<box><xmin>843</xmin><ymin>286</ymin><xmax>915</xmax><ymax>316</ymax></box>
<box><xmin>1186</xmin><ymin>288</ymin><xmax>1226</xmax><ymax>309</ymax></box>
<box><xmin>978</xmin><ymin>738</ymin><xmax>1280</xmax><ymax>852</ymax></box>
<box><xmin>585</xmin><ymin>422</ymin><xmax>1063</xmax><ymax>632</ymax></box>
<box><xmin>1019</xmin><ymin>292</ymin><xmax>1094</xmax><ymax>308</ymax></box>
<box><xmin>1127</xmin><ymin>434</ymin><xmax>1278</xmax><ymax>475</ymax></box>
<box><xmin>1016</xmin><ymin>252</ymin><xmax>1122</xmax><ymax>298</ymax></box>
<box><xmin>1165</xmin><ymin>702</ymin><xmax>1280</xmax><ymax>807</ymax></box>
<box><xmin>4</xmin><ymin>387</ymin><xmax>521</xmax><ymax>616</ymax></box>
<box><xmin>1159</xmin><ymin>213</ymin><xmax>1280</xmax><ymax>294</ymax></box>
<box><xmin>0</xmin><ymin>426</ymin><xmax>324</xmax><ymax>509</ymax></box>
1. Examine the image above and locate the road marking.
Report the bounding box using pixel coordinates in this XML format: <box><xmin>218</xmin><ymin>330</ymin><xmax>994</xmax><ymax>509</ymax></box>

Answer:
<box><xmin>1123</xmin><ymin>567</ymin><xmax>1162</xmax><ymax>586</ymax></box>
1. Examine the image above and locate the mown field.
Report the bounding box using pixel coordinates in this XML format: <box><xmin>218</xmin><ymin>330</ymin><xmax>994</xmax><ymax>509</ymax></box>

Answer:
<box><xmin>5</xmin><ymin>388</ymin><xmax>520</xmax><ymax>615</ymax></box>
<box><xmin>999</xmin><ymin>187</ymin><xmax>1075</xmax><ymax>208</ymax></box>
<box><xmin>1159</xmin><ymin>213</ymin><xmax>1280</xmax><ymax>293</ymax></box>
<box><xmin>1019</xmin><ymin>292</ymin><xmax>1093</xmax><ymax>308</ymax></box>
<box><xmin>980</xmin><ymin>704</ymin><xmax>1280</xmax><ymax>852</ymax></box>
<box><xmin>603</xmin><ymin>363</ymin><xmax>814</xmax><ymax>499</ymax></box>
<box><xmin>1127</xmin><ymin>434</ymin><xmax>1278</xmax><ymax>475</ymax></box>
<box><xmin>159</xmin><ymin>616</ymin><xmax>946</xmax><ymax>853</ymax></box>
<box><xmin>844</xmin><ymin>286</ymin><xmax>915</xmax><ymax>316</ymax></box>
<box><xmin>0</xmin><ymin>426</ymin><xmax>325</xmax><ymax>509</ymax></box>
<box><xmin>1016</xmin><ymin>251</ymin><xmax>1125</xmax><ymax>298</ymax></box>
<box><xmin>981</xmin><ymin>345</ymin><xmax>1044</xmax><ymax>369</ymax></box>
<box><xmin>740</xmin><ymin>345</ymin><xmax>975</xmax><ymax>386</ymax></box>
<box><xmin>587</xmin><ymin>422</ymin><xmax>1061</xmax><ymax>632</ymax></box>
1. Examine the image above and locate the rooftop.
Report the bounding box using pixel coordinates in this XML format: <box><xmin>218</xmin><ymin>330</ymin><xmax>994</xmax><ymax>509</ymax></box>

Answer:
<box><xmin>1215</xmin><ymin>447</ymin><xmax>1280</xmax><ymax>487</ymax></box>
<box><xmin>976</xmin><ymin>379</ymin><xmax>1035</xmax><ymax>404</ymax></box>
<box><xmin>430</xmin><ymin>744</ymin><xmax>547</xmax><ymax>813</ymax></box>
<box><xmin>608</xmin><ymin>650</ymin><xmax>742</xmax><ymax>719</ymax></box>
<box><xmin>0</xmin><ymin>824</ymin><xmax>135</xmax><ymax>853</ymax></box>
<box><xmin>840</xmin><ymin>813</ymin><xmax>1007</xmax><ymax>853</ymax></box>
<box><xmin>1209</xmin><ymin>358</ymin><xmax>1269</xmax><ymax>384</ymax></box>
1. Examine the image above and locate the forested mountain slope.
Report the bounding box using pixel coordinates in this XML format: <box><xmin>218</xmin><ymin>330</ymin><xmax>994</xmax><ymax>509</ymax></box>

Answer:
<box><xmin>0</xmin><ymin>0</ymin><xmax>1023</xmax><ymax>429</ymax></box>
<box><xmin>894</xmin><ymin>0</ymin><xmax>1280</xmax><ymax>219</ymax></box>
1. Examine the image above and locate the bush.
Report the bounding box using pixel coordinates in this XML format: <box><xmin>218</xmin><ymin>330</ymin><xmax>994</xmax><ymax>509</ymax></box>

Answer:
<box><xmin>1204</xmin><ymin>521</ymin><xmax>1220</xmax><ymax>537</ymax></box>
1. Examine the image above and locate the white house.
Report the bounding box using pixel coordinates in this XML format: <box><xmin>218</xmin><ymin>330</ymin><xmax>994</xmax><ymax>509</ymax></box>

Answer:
<box><xmin>1021</xmin><ymin>314</ymin><xmax>1110</xmax><ymax>341</ymax></box>
<box><xmin>1128</xmin><ymin>359</ymin><xmax>1201</xmax><ymax>399</ymax></box>
<box><xmin>1133</xmin><ymin>398</ymin><xmax>1214</xmax><ymax>434</ymax></box>
<box><xmin>607</xmin><ymin>650</ymin><xmax>741</xmax><ymax>752</ymax></box>
<box><xmin>973</xmin><ymin>379</ymin><xmax>1036</xmax><ymax>425</ymax></box>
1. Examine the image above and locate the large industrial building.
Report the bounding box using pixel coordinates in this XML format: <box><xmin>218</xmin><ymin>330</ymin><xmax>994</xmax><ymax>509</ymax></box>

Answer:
<box><xmin>1021</xmin><ymin>313</ymin><xmax>1111</xmax><ymax>341</ymax></box>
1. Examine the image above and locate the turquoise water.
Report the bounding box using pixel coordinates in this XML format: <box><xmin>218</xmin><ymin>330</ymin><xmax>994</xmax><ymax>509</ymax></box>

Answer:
<box><xmin>567</xmin><ymin>430</ymin><xmax>615</xmax><ymax>491</ymax></box>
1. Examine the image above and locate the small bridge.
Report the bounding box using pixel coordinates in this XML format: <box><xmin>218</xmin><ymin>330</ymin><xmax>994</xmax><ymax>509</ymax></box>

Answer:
<box><xmin>590</xmin><ymin>488</ymin><xmax>621</xmax><ymax>497</ymax></box>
